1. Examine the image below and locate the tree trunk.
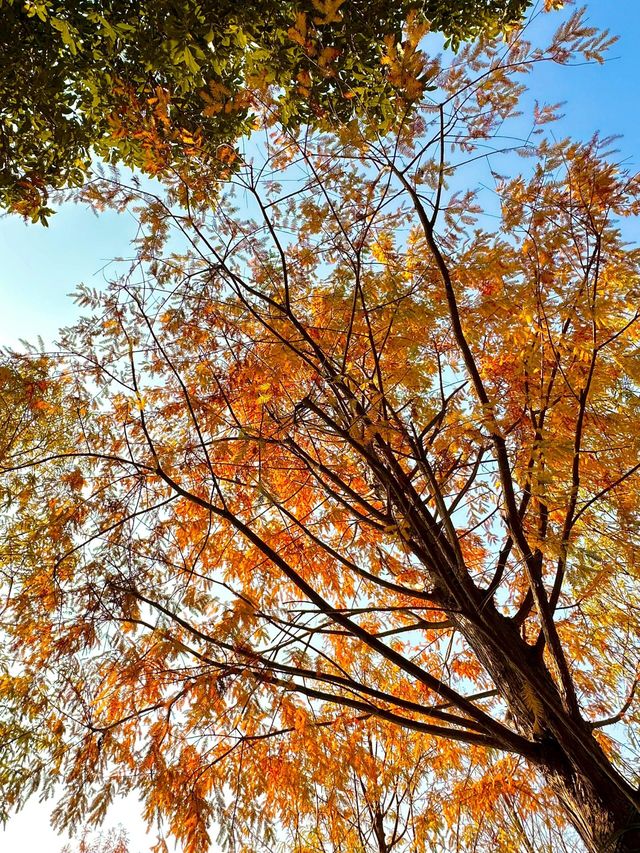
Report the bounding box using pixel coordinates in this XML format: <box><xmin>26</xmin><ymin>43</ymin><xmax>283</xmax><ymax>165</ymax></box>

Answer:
<box><xmin>453</xmin><ymin>607</ymin><xmax>640</xmax><ymax>851</ymax></box>
<box><xmin>541</xmin><ymin>740</ymin><xmax>640</xmax><ymax>853</ymax></box>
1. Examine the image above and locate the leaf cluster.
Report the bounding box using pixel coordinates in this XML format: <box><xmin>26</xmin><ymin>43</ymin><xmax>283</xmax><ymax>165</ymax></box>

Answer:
<box><xmin>0</xmin><ymin>0</ymin><xmax>529</xmax><ymax>222</ymax></box>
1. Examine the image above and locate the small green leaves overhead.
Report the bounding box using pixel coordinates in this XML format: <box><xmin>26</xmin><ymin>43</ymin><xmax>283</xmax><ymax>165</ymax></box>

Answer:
<box><xmin>0</xmin><ymin>0</ymin><xmax>530</xmax><ymax>221</ymax></box>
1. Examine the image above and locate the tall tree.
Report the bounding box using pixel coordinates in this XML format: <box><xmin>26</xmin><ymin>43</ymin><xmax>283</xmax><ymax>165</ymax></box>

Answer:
<box><xmin>2</xmin><ymin>8</ymin><xmax>640</xmax><ymax>853</ymax></box>
<box><xmin>0</xmin><ymin>0</ymin><xmax>529</xmax><ymax>222</ymax></box>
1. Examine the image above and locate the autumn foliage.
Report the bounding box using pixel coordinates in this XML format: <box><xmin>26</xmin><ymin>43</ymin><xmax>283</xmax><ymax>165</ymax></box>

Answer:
<box><xmin>2</xmin><ymin>7</ymin><xmax>640</xmax><ymax>853</ymax></box>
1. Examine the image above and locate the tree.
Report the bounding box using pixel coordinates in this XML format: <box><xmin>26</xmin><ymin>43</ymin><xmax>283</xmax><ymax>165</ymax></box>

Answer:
<box><xmin>0</xmin><ymin>0</ymin><xmax>530</xmax><ymax>222</ymax></box>
<box><xmin>2</xmin><ymin>7</ymin><xmax>640</xmax><ymax>853</ymax></box>
<box><xmin>61</xmin><ymin>827</ymin><xmax>130</xmax><ymax>853</ymax></box>
<box><xmin>0</xmin><ymin>355</ymin><xmax>74</xmax><ymax>822</ymax></box>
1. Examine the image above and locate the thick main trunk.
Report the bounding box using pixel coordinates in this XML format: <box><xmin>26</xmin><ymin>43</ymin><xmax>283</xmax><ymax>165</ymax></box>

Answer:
<box><xmin>542</xmin><ymin>739</ymin><xmax>640</xmax><ymax>853</ymax></box>
<box><xmin>453</xmin><ymin>607</ymin><xmax>640</xmax><ymax>851</ymax></box>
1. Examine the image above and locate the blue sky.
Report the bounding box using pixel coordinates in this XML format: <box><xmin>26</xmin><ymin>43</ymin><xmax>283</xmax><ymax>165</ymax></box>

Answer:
<box><xmin>1</xmin><ymin>2</ymin><xmax>638</xmax><ymax>850</ymax></box>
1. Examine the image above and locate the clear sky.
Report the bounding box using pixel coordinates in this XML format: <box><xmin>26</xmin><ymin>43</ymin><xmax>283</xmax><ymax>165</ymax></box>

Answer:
<box><xmin>1</xmin><ymin>2</ymin><xmax>638</xmax><ymax>850</ymax></box>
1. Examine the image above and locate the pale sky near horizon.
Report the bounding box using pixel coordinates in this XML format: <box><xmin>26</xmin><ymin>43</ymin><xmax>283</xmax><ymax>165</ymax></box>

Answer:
<box><xmin>1</xmin><ymin>2</ymin><xmax>639</xmax><ymax>851</ymax></box>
